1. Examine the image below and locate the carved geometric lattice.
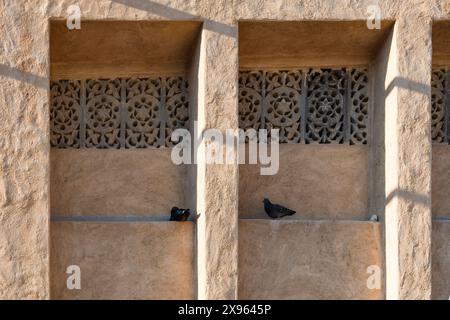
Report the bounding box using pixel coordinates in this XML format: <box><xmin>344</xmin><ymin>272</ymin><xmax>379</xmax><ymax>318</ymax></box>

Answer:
<box><xmin>85</xmin><ymin>79</ymin><xmax>122</xmax><ymax>149</ymax></box>
<box><xmin>239</xmin><ymin>68</ymin><xmax>369</xmax><ymax>145</ymax></box>
<box><xmin>349</xmin><ymin>69</ymin><xmax>369</xmax><ymax>145</ymax></box>
<box><xmin>125</xmin><ymin>78</ymin><xmax>162</xmax><ymax>148</ymax></box>
<box><xmin>265</xmin><ymin>71</ymin><xmax>302</xmax><ymax>143</ymax></box>
<box><xmin>50</xmin><ymin>80</ymin><xmax>82</xmax><ymax>148</ymax></box>
<box><xmin>431</xmin><ymin>69</ymin><xmax>447</xmax><ymax>143</ymax></box>
<box><xmin>239</xmin><ymin>71</ymin><xmax>263</xmax><ymax>132</ymax></box>
<box><xmin>306</xmin><ymin>69</ymin><xmax>346</xmax><ymax>144</ymax></box>
<box><xmin>50</xmin><ymin>77</ymin><xmax>189</xmax><ymax>149</ymax></box>
<box><xmin>165</xmin><ymin>76</ymin><xmax>190</xmax><ymax>147</ymax></box>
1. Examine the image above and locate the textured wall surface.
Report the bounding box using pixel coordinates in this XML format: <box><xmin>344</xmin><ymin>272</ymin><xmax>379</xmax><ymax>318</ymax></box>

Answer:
<box><xmin>0</xmin><ymin>0</ymin><xmax>447</xmax><ymax>299</ymax></box>
<box><xmin>239</xmin><ymin>220</ymin><xmax>383</xmax><ymax>299</ymax></box>
<box><xmin>392</xmin><ymin>13</ymin><xmax>432</xmax><ymax>300</ymax></box>
<box><xmin>240</xmin><ymin>145</ymin><xmax>368</xmax><ymax>220</ymax></box>
<box><xmin>239</xmin><ymin>20</ymin><xmax>394</xmax><ymax>69</ymax></box>
<box><xmin>50</xmin><ymin>221</ymin><xmax>194</xmax><ymax>299</ymax></box>
<box><xmin>197</xmin><ymin>23</ymin><xmax>239</xmax><ymax>298</ymax></box>
<box><xmin>432</xmin><ymin>221</ymin><xmax>450</xmax><ymax>300</ymax></box>
<box><xmin>432</xmin><ymin>146</ymin><xmax>450</xmax><ymax>218</ymax></box>
<box><xmin>51</xmin><ymin>149</ymin><xmax>187</xmax><ymax>217</ymax></box>
<box><xmin>50</xmin><ymin>20</ymin><xmax>201</xmax><ymax>79</ymax></box>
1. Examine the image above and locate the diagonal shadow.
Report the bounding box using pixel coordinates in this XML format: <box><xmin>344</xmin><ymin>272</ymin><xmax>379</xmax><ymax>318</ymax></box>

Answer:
<box><xmin>110</xmin><ymin>0</ymin><xmax>236</xmax><ymax>38</ymax></box>
<box><xmin>0</xmin><ymin>64</ymin><xmax>49</xmax><ymax>90</ymax></box>
<box><xmin>382</xmin><ymin>76</ymin><xmax>432</xmax><ymax>210</ymax></box>
<box><xmin>385</xmin><ymin>188</ymin><xmax>430</xmax><ymax>208</ymax></box>
<box><xmin>385</xmin><ymin>76</ymin><xmax>430</xmax><ymax>97</ymax></box>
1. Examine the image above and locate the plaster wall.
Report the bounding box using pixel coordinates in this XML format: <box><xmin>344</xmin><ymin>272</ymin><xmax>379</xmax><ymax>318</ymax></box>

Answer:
<box><xmin>51</xmin><ymin>149</ymin><xmax>187</xmax><ymax>217</ymax></box>
<box><xmin>238</xmin><ymin>220</ymin><xmax>383</xmax><ymax>299</ymax></box>
<box><xmin>239</xmin><ymin>145</ymin><xmax>369</xmax><ymax>220</ymax></box>
<box><xmin>0</xmin><ymin>0</ymin><xmax>444</xmax><ymax>299</ymax></box>
<box><xmin>50</xmin><ymin>221</ymin><xmax>194</xmax><ymax>299</ymax></box>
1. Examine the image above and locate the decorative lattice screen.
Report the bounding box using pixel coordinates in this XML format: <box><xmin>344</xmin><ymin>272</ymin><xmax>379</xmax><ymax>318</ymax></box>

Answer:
<box><xmin>431</xmin><ymin>68</ymin><xmax>450</xmax><ymax>144</ymax></box>
<box><xmin>50</xmin><ymin>77</ymin><xmax>189</xmax><ymax>149</ymax></box>
<box><xmin>239</xmin><ymin>68</ymin><xmax>369</xmax><ymax>144</ymax></box>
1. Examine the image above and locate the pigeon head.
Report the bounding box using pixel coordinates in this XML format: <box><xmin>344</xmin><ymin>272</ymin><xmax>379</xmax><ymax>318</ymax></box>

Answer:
<box><xmin>263</xmin><ymin>198</ymin><xmax>270</xmax><ymax>204</ymax></box>
<box><xmin>171</xmin><ymin>207</ymin><xmax>179</xmax><ymax>215</ymax></box>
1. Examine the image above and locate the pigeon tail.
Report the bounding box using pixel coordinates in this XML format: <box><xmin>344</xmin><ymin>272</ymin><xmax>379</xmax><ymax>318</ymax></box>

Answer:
<box><xmin>285</xmin><ymin>209</ymin><xmax>296</xmax><ymax>216</ymax></box>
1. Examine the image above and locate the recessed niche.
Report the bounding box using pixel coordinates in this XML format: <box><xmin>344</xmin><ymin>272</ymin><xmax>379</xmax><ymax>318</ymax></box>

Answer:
<box><xmin>431</xmin><ymin>21</ymin><xmax>450</xmax><ymax>219</ymax></box>
<box><xmin>50</xmin><ymin>20</ymin><xmax>201</xmax><ymax>79</ymax></box>
<box><xmin>49</xmin><ymin>20</ymin><xmax>201</xmax><ymax>299</ymax></box>
<box><xmin>238</xmin><ymin>20</ymin><xmax>393</xmax><ymax>221</ymax></box>
<box><xmin>238</xmin><ymin>20</ymin><xmax>394</xmax><ymax>299</ymax></box>
<box><xmin>430</xmin><ymin>20</ymin><xmax>450</xmax><ymax>300</ymax></box>
<box><xmin>238</xmin><ymin>220</ymin><xmax>383</xmax><ymax>299</ymax></box>
<box><xmin>49</xmin><ymin>20</ymin><xmax>201</xmax><ymax>217</ymax></box>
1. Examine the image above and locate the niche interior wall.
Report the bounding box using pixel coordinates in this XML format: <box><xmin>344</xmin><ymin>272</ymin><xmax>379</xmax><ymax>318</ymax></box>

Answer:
<box><xmin>237</xmin><ymin>20</ymin><xmax>394</xmax><ymax>299</ymax></box>
<box><xmin>49</xmin><ymin>20</ymin><xmax>201</xmax><ymax>299</ymax></box>
<box><xmin>430</xmin><ymin>20</ymin><xmax>450</xmax><ymax>300</ymax></box>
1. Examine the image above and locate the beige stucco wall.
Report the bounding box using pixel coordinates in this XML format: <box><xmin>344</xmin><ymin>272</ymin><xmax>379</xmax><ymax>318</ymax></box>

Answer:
<box><xmin>240</xmin><ymin>145</ymin><xmax>369</xmax><ymax>220</ymax></box>
<box><xmin>239</xmin><ymin>220</ymin><xmax>383</xmax><ymax>299</ymax></box>
<box><xmin>50</xmin><ymin>221</ymin><xmax>194</xmax><ymax>299</ymax></box>
<box><xmin>0</xmin><ymin>0</ymin><xmax>447</xmax><ymax>299</ymax></box>
<box><xmin>51</xmin><ymin>149</ymin><xmax>188</xmax><ymax>217</ymax></box>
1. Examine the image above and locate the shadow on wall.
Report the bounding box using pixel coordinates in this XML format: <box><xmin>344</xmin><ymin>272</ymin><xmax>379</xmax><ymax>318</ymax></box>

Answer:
<box><xmin>385</xmin><ymin>76</ymin><xmax>430</xmax><ymax>98</ymax></box>
<box><xmin>0</xmin><ymin>63</ymin><xmax>49</xmax><ymax>89</ymax></box>
<box><xmin>381</xmin><ymin>74</ymin><xmax>431</xmax><ymax>212</ymax></box>
<box><xmin>385</xmin><ymin>188</ymin><xmax>431</xmax><ymax>208</ymax></box>
<box><xmin>110</xmin><ymin>0</ymin><xmax>236</xmax><ymax>37</ymax></box>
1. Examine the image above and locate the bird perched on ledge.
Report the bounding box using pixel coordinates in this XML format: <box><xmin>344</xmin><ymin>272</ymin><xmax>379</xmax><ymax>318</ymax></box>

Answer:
<box><xmin>170</xmin><ymin>207</ymin><xmax>190</xmax><ymax>221</ymax></box>
<box><xmin>263</xmin><ymin>198</ymin><xmax>296</xmax><ymax>219</ymax></box>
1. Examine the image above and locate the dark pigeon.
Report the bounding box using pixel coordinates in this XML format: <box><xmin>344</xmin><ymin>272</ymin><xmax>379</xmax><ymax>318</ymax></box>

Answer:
<box><xmin>263</xmin><ymin>198</ymin><xmax>296</xmax><ymax>219</ymax></box>
<box><xmin>170</xmin><ymin>207</ymin><xmax>190</xmax><ymax>221</ymax></box>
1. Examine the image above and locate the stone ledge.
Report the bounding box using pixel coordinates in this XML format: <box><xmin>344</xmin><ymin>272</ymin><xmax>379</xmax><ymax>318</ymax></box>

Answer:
<box><xmin>50</xmin><ymin>221</ymin><xmax>194</xmax><ymax>299</ymax></box>
<box><xmin>238</xmin><ymin>219</ymin><xmax>383</xmax><ymax>299</ymax></box>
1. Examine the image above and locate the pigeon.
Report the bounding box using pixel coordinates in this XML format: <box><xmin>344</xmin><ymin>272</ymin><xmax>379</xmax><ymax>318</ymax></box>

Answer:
<box><xmin>369</xmin><ymin>214</ymin><xmax>379</xmax><ymax>222</ymax></box>
<box><xmin>263</xmin><ymin>198</ymin><xmax>296</xmax><ymax>219</ymax></box>
<box><xmin>170</xmin><ymin>207</ymin><xmax>190</xmax><ymax>221</ymax></box>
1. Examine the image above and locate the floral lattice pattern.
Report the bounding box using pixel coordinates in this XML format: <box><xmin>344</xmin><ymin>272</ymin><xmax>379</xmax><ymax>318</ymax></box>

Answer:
<box><xmin>50</xmin><ymin>80</ymin><xmax>82</xmax><ymax>148</ymax></box>
<box><xmin>431</xmin><ymin>69</ymin><xmax>447</xmax><ymax>143</ymax></box>
<box><xmin>50</xmin><ymin>77</ymin><xmax>189</xmax><ymax>148</ymax></box>
<box><xmin>306</xmin><ymin>69</ymin><xmax>346</xmax><ymax>144</ymax></box>
<box><xmin>238</xmin><ymin>68</ymin><xmax>369</xmax><ymax>144</ymax></box>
